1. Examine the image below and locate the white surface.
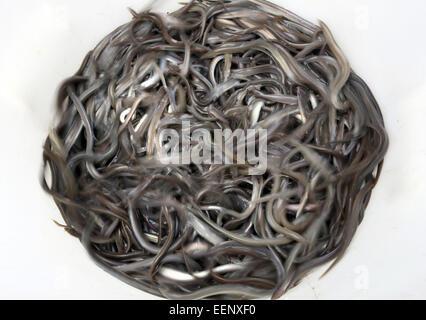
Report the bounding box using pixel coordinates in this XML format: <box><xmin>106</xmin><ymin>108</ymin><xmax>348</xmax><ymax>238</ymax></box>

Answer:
<box><xmin>0</xmin><ymin>0</ymin><xmax>425</xmax><ymax>300</ymax></box>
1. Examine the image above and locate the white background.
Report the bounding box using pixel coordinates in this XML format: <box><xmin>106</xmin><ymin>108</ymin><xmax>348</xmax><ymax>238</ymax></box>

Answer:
<box><xmin>0</xmin><ymin>0</ymin><xmax>425</xmax><ymax>299</ymax></box>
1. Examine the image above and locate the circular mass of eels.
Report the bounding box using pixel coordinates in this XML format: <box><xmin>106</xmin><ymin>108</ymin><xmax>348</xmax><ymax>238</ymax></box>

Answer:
<box><xmin>42</xmin><ymin>0</ymin><xmax>389</xmax><ymax>299</ymax></box>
